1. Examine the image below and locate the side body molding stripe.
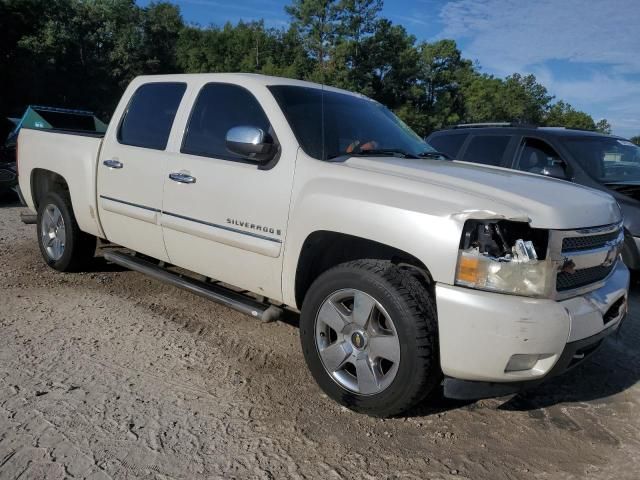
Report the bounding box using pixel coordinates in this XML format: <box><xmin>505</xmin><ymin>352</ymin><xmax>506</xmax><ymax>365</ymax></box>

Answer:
<box><xmin>100</xmin><ymin>195</ymin><xmax>159</xmax><ymax>224</ymax></box>
<box><xmin>161</xmin><ymin>211</ymin><xmax>282</xmax><ymax>243</ymax></box>
<box><xmin>100</xmin><ymin>195</ymin><xmax>160</xmax><ymax>212</ymax></box>
<box><xmin>98</xmin><ymin>195</ymin><xmax>282</xmax><ymax>257</ymax></box>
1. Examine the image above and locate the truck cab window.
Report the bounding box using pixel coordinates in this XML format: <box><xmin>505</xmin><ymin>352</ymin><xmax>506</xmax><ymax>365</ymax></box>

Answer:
<box><xmin>515</xmin><ymin>138</ymin><xmax>563</xmax><ymax>174</ymax></box>
<box><xmin>118</xmin><ymin>82</ymin><xmax>186</xmax><ymax>150</ymax></box>
<box><xmin>182</xmin><ymin>83</ymin><xmax>272</xmax><ymax>162</ymax></box>
<box><xmin>269</xmin><ymin>85</ymin><xmax>432</xmax><ymax>161</ymax></box>
<box><xmin>461</xmin><ymin>135</ymin><xmax>510</xmax><ymax>166</ymax></box>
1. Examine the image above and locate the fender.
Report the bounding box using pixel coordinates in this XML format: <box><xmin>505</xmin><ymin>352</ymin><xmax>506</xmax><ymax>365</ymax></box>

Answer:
<box><xmin>281</xmin><ymin>153</ymin><xmax>465</xmax><ymax>307</ymax></box>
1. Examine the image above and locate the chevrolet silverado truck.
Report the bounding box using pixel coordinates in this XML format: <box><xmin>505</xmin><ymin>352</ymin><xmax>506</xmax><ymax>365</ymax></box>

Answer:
<box><xmin>18</xmin><ymin>74</ymin><xmax>629</xmax><ymax>417</ymax></box>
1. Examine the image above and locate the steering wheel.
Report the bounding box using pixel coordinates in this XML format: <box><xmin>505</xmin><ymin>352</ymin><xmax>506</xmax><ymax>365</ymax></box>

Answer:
<box><xmin>346</xmin><ymin>140</ymin><xmax>379</xmax><ymax>154</ymax></box>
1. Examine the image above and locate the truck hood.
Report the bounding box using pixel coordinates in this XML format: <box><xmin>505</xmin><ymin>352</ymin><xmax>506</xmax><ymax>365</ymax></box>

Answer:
<box><xmin>344</xmin><ymin>157</ymin><xmax>621</xmax><ymax>229</ymax></box>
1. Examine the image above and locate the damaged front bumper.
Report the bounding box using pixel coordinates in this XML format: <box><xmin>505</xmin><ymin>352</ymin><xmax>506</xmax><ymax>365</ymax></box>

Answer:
<box><xmin>436</xmin><ymin>260</ymin><xmax>629</xmax><ymax>400</ymax></box>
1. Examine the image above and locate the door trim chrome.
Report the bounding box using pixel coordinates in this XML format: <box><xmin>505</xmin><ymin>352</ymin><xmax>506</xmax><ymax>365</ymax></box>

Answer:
<box><xmin>103</xmin><ymin>159</ymin><xmax>123</xmax><ymax>169</ymax></box>
<box><xmin>169</xmin><ymin>172</ymin><xmax>196</xmax><ymax>184</ymax></box>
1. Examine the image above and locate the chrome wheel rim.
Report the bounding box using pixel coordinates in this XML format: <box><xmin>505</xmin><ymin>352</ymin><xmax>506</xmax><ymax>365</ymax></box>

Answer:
<box><xmin>315</xmin><ymin>289</ymin><xmax>401</xmax><ymax>395</ymax></box>
<box><xmin>40</xmin><ymin>204</ymin><xmax>66</xmax><ymax>261</ymax></box>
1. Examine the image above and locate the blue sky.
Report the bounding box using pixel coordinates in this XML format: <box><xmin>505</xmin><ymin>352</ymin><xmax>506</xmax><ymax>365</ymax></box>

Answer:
<box><xmin>138</xmin><ymin>0</ymin><xmax>640</xmax><ymax>137</ymax></box>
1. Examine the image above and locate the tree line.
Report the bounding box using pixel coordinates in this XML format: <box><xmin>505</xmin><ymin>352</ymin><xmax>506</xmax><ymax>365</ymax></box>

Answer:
<box><xmin>0</xmin><ymin>0</ymin><xmax>614</xmax><ymax>138</ymax></box>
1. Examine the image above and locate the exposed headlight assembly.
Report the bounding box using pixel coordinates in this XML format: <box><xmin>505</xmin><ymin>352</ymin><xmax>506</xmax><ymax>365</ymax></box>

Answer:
<box><xmin>455</xmin><ymin>220</ymin><xmax>553</xmax><ymax>297</ymax></box>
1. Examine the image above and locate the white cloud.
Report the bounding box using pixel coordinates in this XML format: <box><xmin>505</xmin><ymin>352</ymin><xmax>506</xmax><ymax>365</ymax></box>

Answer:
<box><xmin>436</xmin><ymin>0</ymin><xmax>640</xmax><ymax>136</ymax></box>
<box><xmin>439</xmin><ymin>0</ymin><xmax>640</xmax><ymax>76</ymax></box>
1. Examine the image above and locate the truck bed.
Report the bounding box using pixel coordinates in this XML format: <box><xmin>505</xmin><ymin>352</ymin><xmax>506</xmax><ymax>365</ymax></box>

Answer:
<box><xmin>18</xmin><ymin>127</ymin><xmax>105</xmax><ymax>238</ymax></box>
<box><xmin>39</xmin><ymin>128</ymin><xmax>106</xmax><ymax>138</ymax></box>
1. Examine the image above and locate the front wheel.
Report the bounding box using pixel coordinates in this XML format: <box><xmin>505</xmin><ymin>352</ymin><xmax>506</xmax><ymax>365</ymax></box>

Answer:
<box><xmin>300</xmin><ymin>260</ymin><xmax>441</xmax><ymax>417</ymax></box>
<box><xmin>37</xmin><ymin>191</ymin><xmax>96</xmax><ymax>272</ymax></box>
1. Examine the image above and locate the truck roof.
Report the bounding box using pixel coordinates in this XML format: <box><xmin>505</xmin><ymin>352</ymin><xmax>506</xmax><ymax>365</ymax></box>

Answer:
<box><xmin>132</xmin><ymin>73</ymin><xmax>363</xmax><ymax>98</ymax></box>
<box><xmin>430</xmin><ymin>124</ymin><xmax>625</xmax><ymax>140</ymax></box>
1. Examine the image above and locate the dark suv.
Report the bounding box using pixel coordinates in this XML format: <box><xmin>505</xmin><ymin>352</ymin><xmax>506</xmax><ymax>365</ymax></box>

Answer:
<box><xmin>427</xmin><ymin>123</ymin><xmax>640</xmax><ymax>270</ymax></box>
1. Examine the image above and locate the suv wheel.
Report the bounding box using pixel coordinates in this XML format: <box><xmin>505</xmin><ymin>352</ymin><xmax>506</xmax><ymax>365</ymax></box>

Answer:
<box><xmin>300</xmin><ymin>260</ymin><xmax>441</xmax><ymax>417</ymax></box>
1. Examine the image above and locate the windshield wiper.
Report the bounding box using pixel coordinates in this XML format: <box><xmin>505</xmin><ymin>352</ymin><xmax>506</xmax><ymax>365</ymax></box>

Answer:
<box><xmin>351</xmin><ymin>148</ymin><xmax>419</xmax><ymax>159</ymax></box>
<box><xmin>418</xmin><ymin>150</ymin><xmax>450</xmax><ymax>159</ymax></box>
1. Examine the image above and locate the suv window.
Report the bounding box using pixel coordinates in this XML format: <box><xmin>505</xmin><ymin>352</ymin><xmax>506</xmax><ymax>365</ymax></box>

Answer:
<box><xmin>428</xmin><ymin>133</ymin><xmax>468</xmax><ymax>158</ymax></box>
<box><xmin>118</xmin><ymin>82</ymin><xmax>186</xmax><ymax>150</ymax></box>
<box><xmin>515</xmin><ymin>137</ymin><xmax>563</xmax><ymax>174</ymax></box>
<box><xmin>462</xmin><ymin>135</ymin><xmax>510</xmax><ymax>166</ymax></box>
<box><xmin>562</xmin><ymin>136</ymin><xmax>640</xmax><ymax>182</ymax></box>
<box><xmin>182</xmin><ymin>83</ymin><xmax>272</xmax><ymax>161</ymax></box>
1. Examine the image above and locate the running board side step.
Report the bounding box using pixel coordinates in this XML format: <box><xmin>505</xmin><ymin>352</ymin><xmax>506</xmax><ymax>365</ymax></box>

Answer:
<box><xmin>20</xmin><ymin>212</ymin><xmax>37</xmax><ymax>224</ymax></box>
<box><xmin>103</xmin><ymin>250</ymin><xmax>283</xmax><ymax>323</ymax></box>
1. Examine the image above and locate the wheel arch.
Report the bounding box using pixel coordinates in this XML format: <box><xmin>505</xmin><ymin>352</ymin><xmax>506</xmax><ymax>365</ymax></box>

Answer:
<box><xmin>293</xmin><ymin>230</ymin><xmax>434</xmax><ymax>309</ymax></box>
<box><xmin>30</xmin><ymin>168</ymin><xmax>71</xmax><ymax>211</ymax></box>
<box><xmin>29</xmin><ymin>167</ymin><xmax>103</xmax><ymax>238</ymax></box>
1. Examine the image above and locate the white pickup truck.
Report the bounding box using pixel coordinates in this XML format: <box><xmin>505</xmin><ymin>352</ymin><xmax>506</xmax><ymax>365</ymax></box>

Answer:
<box><xmin>18</xmin><ymin>74</ymin><xmax>629</xmax><ymax>416</ymax></box>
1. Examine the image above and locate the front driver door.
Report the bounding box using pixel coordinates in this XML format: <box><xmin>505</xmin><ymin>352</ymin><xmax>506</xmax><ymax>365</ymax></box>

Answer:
<box><xmin>97</xmin><ymin>81</ymin><xmax>186</xmax><ymax>261</ymax></box>
<box><xmin>160</xmin><ymin>81</ymin><xmax>296</xmax><ymax>301</ymax></box>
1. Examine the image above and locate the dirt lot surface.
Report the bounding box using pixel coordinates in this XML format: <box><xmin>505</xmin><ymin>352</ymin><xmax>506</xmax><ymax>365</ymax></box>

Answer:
<box><xmin>1</xmin><ymin>198</ymin><xmax>639</xmax><ymax>480</ymax></box>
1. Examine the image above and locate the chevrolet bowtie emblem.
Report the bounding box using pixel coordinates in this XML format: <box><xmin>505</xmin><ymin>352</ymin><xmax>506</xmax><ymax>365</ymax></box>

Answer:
<box><xmin>559</xmin><ymin>258</ymin><xmax>576</xmax><ymax>274</ymax></box>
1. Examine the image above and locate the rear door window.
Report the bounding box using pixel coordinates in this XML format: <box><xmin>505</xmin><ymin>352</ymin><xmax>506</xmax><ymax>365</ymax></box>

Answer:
<box><xmin>461</xmin><ymin>135</ymin><xmax>511</xmax><ymax>166</ymax></box>
<box><xmin>515</xmin><ymin>137</ymin><xmax>563</xmax><ymax>174</ymax></box>
<box><xmin>118</xmin><ymin>82</ymin><xmax>186</xmax><ymax>150</ymax></box>
<box><xmin>428</xmin><ymin>133</ymin><xmax>468</xmax><ymax>158</ymax></box>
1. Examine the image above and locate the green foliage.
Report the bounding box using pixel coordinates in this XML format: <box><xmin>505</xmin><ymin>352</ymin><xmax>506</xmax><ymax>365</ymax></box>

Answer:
<box><xmin>0</xmin><ymin>0</ymin><xmax>183</xmax><ymax>121</ymax></box>
<box><xmin>0</xmin><ymin>0</ymin><xmax>611</xmax><ymax>137</ymax></box>
<box><xmin>285</xmin><ymin>0</ymin><xmax>339</xmax><ymax>70</ymax></box>
<box><xmin>595</xmin><ymin>119</ymin><xmax>612</xmax><ymax>135</ymax></box>
<box><xmin>631</xmin><ymin>136</ymin><xmax>640</xmax><ymax>146</ymax></box>
<box><xmin>544</xmin><ymin>101</ymin><xmax>595</xmax><ymax>130</ymax></box>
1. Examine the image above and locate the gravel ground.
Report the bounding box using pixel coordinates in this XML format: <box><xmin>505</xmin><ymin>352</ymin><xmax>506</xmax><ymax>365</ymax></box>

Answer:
<box><xmin>1</xmin><ymin>196</ymin><xmax>639</xmax><ymax>480</ymax></box>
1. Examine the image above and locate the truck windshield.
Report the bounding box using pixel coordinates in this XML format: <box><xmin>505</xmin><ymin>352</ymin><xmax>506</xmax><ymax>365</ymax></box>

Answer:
<box><xmin>562</xmin><ymin>136</ymin><xmax>640</xmax><ymax>184</ymax></box>
<box><xmin>269</xmin><ymin>85</ymin><xmax>437</xmax><ymax>161</ymax></box>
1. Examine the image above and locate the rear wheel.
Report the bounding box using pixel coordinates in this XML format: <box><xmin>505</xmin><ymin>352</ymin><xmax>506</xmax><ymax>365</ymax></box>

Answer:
<box><xmin>37</xmin><ymin>191</ymin><xmax>96</xmax><ymax>272</ymax></box>
<box><xmin>300</xmin><ymin>259</ymin><xmax>441</xmax><ymax>417</ymax></box>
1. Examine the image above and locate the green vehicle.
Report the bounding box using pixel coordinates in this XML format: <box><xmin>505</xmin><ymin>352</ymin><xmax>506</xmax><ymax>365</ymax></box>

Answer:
<box><xmin>2</xmin><ymin>106</ymin><xmax>107</xmax><ymax>197</ymax></box>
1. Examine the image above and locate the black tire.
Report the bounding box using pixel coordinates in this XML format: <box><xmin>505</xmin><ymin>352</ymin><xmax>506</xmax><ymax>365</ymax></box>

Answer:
<box><xmin>37</xmin><ymin>191</ymin><xmax>96</xmax><ymax>272</ymax></box>
<box><xmin>300</xmin><ymin>259</ymin><xmax>441</xmax><ymax>417</ymax></box>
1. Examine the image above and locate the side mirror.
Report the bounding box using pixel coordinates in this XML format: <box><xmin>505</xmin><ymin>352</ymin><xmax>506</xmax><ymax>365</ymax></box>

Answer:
<box><xmin>540</xmin><ymin>161</ymin><xmax>568</xmax><ymax>179</ymax></box>
<box><xmin>225</xmin><ymin>126</ymin><xmax>276</xmax><ymax>163</ymax></box>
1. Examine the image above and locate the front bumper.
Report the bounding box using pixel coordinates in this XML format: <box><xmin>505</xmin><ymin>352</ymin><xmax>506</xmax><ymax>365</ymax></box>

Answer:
<box><xmin>436</xmin><ymin>260</ymin><xmax>629</xmax><ymax>384</ymax></box>
<box><xmin>443</xmin><ymin>321</ymin><xmax>625</xmax><ymax>400</ymax></box>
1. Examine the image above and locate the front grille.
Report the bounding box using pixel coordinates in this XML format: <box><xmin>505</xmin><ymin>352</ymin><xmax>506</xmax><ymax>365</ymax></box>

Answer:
<box><xmin>562</xmin><ymin>229</ymin><xmax>621</xmax><ymax>252</ymax></box>
<box><xmin>556</xmin><ymin>264</ymin><xmax>614</xmax><ymax>291</ymax></box>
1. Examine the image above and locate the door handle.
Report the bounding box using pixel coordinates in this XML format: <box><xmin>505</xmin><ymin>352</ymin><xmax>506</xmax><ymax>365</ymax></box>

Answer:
<box><xmin>103</xmin><ymin>159</ymin><xmax>123</xmax><ymax>169</ymax></box>
<box><xmin>169</xmin><ymin>172</ymin><xmax>196</xmax><ymax>184</ymax></box>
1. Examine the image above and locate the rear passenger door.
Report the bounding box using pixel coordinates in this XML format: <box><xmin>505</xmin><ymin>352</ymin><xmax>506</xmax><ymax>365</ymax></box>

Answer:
<box><xmin>459</xmin><ymin>134</ymin><xmax>516</xmax><ymax>167</ymax></box>
<box><xmin>97</xmin><ymin>81</ymin><xmax>186</xmax><ymax>261</ymax></box>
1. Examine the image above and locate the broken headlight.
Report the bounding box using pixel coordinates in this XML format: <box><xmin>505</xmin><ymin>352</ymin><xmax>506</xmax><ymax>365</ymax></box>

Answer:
<box><xmin>455</xmin><ymin>220</ymin><xmax>553</xmax><ymax>297</ymax></box>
